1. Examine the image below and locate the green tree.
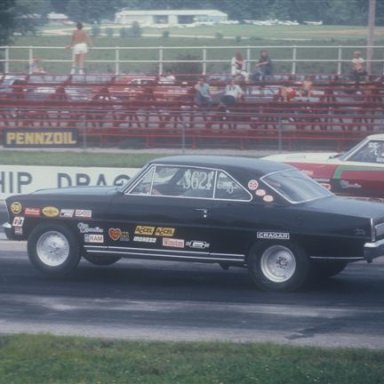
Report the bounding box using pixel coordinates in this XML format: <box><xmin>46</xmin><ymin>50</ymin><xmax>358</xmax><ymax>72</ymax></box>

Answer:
<box><xmin>66</xmin><ymin>0</ymin><xmax>121</xmax><ymax>23</ymax></box>
<box><xmin>0</xmin><ymin>0</ymin><xmax>18</xmax><ymax>45</ymax></box>
<box><xmin>0</xmin><ymin>0</ymin><xmax>48</xmax><ymax>44</ymax></box>
<box><xmin>324</xmin><ymin>0</ymin><xmax>365</xmax><ymax>25</ymax></box>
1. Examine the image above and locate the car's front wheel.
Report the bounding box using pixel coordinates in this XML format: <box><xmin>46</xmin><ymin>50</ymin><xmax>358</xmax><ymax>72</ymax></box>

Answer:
<box><xmin>27</xmin><ymin>223</ymin><xmax>81</xmax><ymax>276</ymax></box>
<box><xmin>247</xmin><ymin>241</ymin><xmax>310</xmax><ymax>291</ymax></box>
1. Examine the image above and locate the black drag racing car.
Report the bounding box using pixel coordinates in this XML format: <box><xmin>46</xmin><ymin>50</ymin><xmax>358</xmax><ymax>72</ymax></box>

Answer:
<box><xmin>3</xmin><ymin>155</ymin><xmax>384</xmax><ymax>291</ymax></box>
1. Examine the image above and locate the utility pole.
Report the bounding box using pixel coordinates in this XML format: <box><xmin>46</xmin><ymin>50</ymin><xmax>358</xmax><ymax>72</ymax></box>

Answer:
<box><xmin>366</xmin><ymin>0</ymin><xmax>376</xmax><ymax>75</ymax></box>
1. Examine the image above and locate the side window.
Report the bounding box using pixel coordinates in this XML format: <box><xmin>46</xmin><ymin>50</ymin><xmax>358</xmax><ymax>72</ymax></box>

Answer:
<box><xmin>129</xmin><ymin>167</ymin><xmax>155</xmax><ymax>195</ymax></box>
<box><xmin>128</xmin><ymin>166</ymin><xmax>215</xmax><ymax>199</ymax></box>
<box><xmin>152</xmin><ymin>166</ymin><xmax>180</xmax><ymax>195</ymax></box>
<box><xmin>177</xmin><ymin>168</ymin><xmax>215</xmax><ymax>198</ymax></box>
<box><xmin>349</xmin><ymin>141</ymin><xmax>384</xmax><ymax>163</ymax></box>
<box><xmin>215</xmin><ymin>171</ymin><xmax>251</xmax><ymax>201</ymax></box>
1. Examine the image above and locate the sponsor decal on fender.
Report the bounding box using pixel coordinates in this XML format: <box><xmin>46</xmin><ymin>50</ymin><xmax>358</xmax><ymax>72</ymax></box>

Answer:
<box><xmin>135</xmin><ymin>225</ymin><xmax>175</xmax><ymax>237</ymax></box>
<box><xmin>263</xmin><ymin>195</ymin><xmax>274</xmax><ymax>203</ymax></box>
<box><xmin>163</xmin><ymin>238</ymin><xmax>185</xmax><ymax>248</ymax></box>
<box><xmin>14</xmin><ymin>227</ymin><xmax>23</xmax><ymax>235</ymax></box>
<box><xmin>154</xmin><ymin>227</ymin><xmax>175</xmax><ymax>237</ymax></box>
<box><xmin>340</xmin><ymin>180</ymin><xmax>362</xmax><ymax>190</ymax></box>
<box><xmin>247</xmin><ymin>179</ymin><xmax>259</xmax><ymax>191</ymax></box>
<box><xmin>12</xmin><ymin>217</ymin><xmax>25</xmax><ymax>227</ymax></box>
<box><xmin>109</xmin><ymin>228</ymin><xmax>122</xmax><ymax>241</ymax></box>
<box><xmin>133</xmin><ymin>236</ymin><xmax>156</xmax><ymax>243</ymax></box>
<box><xmin>75</xmin><ymin>209</ymin><xmax>92</xmax><ymax>218</ymax></box>
<box><xmin>60</xmin><ymin>209</ymin><xmax>74</xmax><ymax>218</ymax></box>
<box><xmin>77</xmin><ymin>223</ymin><xmax>103</xmax><ymax>234</ymax></box>
<box><xmin>108</xmin><ymin>228</ymin><xmax>130</xmax><ymax>241</ymax></box>
<box><xmin>84</xmin><ymin>234</ymin><xmax>104</xmax><ymax>243</ymax></box>
<box><xmin>24</xmin><ymin>208</ymin><xmax>41</xmax><ymax>216</ymax></box>
<box><xmin>257</xmin><ymin>232</ymin><xmax>290</xmax><ymax>240</ymax></box>
<box><xmin>135</xmin><ymin>225</ymin><xmax>155</xmax><ymax>235</ymax></box>
<box><xmin>255</xmin><ymin>189</ymin><xmax>266</xmax><ymax>197</ymax></box>
<box><xmin>186</xmin><ymin>240</ymin><xmax>210</xmax><ymax>249</ymax></box>
<box><xmin>10</xmin><ymin>202</ymin><xmax>22</xmax><ymax>215</ymax></box>
<box><xmin>42</xmin><ymin>206</ymin><xmax>59</xmax><ymax>218</ymax></box>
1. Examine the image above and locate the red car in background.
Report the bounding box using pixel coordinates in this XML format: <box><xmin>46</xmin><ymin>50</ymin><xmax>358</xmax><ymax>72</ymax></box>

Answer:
<box><xmin>264</xmin><ymin>134</ymin><xmax>384</xmax><ymax>200</ymax></box>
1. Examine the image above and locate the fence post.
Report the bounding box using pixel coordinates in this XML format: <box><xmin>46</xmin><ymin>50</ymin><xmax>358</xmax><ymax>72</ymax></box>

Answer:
<box><xmin>28</xmin><ymin>46</ymin><xmax>33</xmax><ymax>74</ymax></box>
<box><xmin>278</xmin><ymin>116</ymin><xmax>283</xmax><ymax>152</ymax></box>
<box><xmin>246</xmin><ymin>46</ymin><xmax>251</xmax><ymax>74</ymax></box>
<box><xmin>337</xmin><ymin>46</ymin><xmax>342</xmax><ymax>75</ymax></box>
<box><xmin>159</xmin><ymin>47</ymin><xmax>163</xmax><ymax>75</ymax></box>
<box><xmin>3</xmin><ymin>46</ymin><xmax>9</xmax><ymax>73</ymax></box>
<box><xmin>115</xmin><ymin>47</ymin><xmax>119</xmax><ymax>75</ymax></box>
<box><xmin>202</xmin><ymin>47</ymin><xmax>207</xmax><ymax>75</ymax></box>
<box><xmin>292</xmin><ymin>46</ymin><xmax>297</xmax><ymax>74</ymax></box>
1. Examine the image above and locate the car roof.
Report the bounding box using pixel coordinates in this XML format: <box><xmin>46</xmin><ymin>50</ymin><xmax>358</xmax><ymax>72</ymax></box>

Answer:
<box><xmin>367</xmin><ymin>134</ymin><xmax>384</xmax><ymax>141</ymax></box>
<box><xmin>149</xmin><ymin>155</ymin><xmax>293</xmax><ymax>176</ymax></box>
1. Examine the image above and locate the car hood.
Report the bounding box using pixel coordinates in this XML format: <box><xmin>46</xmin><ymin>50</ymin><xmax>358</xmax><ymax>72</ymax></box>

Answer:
<box><xmin>5</xmin><ymin>185</ymin><xmax>121</xmax><ymax>208</ymax></box>
<box><xmin>264</xmin><ymin>152</ymin><xmax>340</xmax><ymax>163</ymax></box>
<box><xmin>31</xmin><ymin>185</ymin><xmax>120</xmax><ymax>197</ymax></box>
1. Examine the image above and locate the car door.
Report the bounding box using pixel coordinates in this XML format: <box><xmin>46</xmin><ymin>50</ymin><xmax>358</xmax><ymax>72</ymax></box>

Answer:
<box><xmin>101</xmin><ymin>164</ymin><xmax>220</xmax><ymax>262</ymax></box>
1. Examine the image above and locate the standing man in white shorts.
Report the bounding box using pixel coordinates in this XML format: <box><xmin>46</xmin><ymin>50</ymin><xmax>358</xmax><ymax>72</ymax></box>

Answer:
<box><xmin>66</xmin><ymin>22</ymin><xmax>92</xmax><ymax>75</ymax></box>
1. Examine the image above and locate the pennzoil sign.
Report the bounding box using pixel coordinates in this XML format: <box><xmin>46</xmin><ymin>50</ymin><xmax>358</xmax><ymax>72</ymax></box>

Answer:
<box><xmin>4</xmin><ymin>129</ymin><xmax>78</xmax><ymax>148</ymax></box>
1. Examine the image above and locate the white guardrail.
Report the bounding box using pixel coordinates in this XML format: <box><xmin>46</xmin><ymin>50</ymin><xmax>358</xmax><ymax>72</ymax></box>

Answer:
<box><xmin>1</xmin><ymin>45</ymin><xmax>383</xmax><ymax>75</ymax></box>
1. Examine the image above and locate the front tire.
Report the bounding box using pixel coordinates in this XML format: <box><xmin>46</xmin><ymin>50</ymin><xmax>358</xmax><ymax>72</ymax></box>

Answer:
<box><xmin>247</xmin><ymin>241</ymin><xmax>310</xmax><ymax>291</ymax></box>
<box><xmin>27</xmin><ymin>223</ymin><xmax>81</xmax><ymax>276</ymax></box>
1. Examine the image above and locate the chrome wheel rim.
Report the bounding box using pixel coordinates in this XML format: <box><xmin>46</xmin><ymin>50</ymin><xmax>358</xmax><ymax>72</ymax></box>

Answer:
<box><xmin>36</xmin><ymin>231</ymin><xmax>70</xmax><ymax>267</ymax></box>
<box><xmin>260</xmin><ymin>245</ymin><xmax>296</xmax><ymax>283</ymax></box>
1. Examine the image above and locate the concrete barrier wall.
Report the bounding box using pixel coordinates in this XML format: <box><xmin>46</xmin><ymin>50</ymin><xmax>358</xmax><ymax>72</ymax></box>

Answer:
<box><xmin>0</xmin><ymin>165</ymin><xmax>140</xmax><ymax>200</ymax></box>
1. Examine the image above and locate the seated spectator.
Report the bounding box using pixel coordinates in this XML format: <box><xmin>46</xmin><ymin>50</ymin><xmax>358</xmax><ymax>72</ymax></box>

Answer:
<box><xmin>300</xmin><ymin>75</ymin><xmax>314</xmax><ymax>97</ymax></box>
<box><xmin>251</xmin><ymin>49</ymin><xmax>273</xmax><ymax>81</ymax></box>
<box><xmin>351</xmin><ymin>50</ymin><xmax>367</xmax><ymax>82</ymax></box>
<box><xmin>29</xmin><ymin>57</ymin><xmax>46</xmax><ymax>74</ymax></box>
<box><xmin>278</xmin><ymin>86</ymin><xmax>296</xmax><ymax>102</ymax></box>
<box><xmin>231</xmin><ymin>52</ymin><xmax>249</xmax><ymax>81</ymax></box>
<box><xmin>219</xmin><ymin>78</ymin><xmax>244</xmax><ymax>109</ymax></box>
<box><xmin>194</xmin><ymin>76</ymin><xmax>212</xmax><ymax>107</ymax></box>
<box><xmin>159</xmin><ymin>70</ymin><xmax>176</xmax><ymax>84</ymax></box>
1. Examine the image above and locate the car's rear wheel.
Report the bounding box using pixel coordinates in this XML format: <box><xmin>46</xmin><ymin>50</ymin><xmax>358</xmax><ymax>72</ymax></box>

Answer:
<box><xmin>83</xmin><ymin>254</ymin><xmax>121</xmax><ymax>266</ymax></box>
<box><xmin>28</xmin><ymin>223</ymin><xmax>81</xmax><ymax>276</ymax></box>
<box><xmin>247</xmin><ymin>241</ymin><xmax>310</xmax><ymax>291</ymax></box>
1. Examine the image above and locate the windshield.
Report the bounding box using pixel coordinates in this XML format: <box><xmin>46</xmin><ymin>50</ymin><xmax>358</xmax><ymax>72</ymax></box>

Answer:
<box><xmin>261</xmin><ymin>169</ymin><xmax>333</xmax><ymax>204</ymax></box>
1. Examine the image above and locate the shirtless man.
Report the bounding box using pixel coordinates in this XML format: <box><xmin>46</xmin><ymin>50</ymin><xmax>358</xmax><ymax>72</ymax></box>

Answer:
<box><xmin>66</xmin><ymin>22</ymin><xmax>92</xmax><ymax>75</ymax></box>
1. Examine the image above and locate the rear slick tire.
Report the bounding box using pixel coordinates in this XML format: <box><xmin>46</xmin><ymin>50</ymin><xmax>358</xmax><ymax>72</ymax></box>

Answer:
<box><xmin>247</xmin><ymin>241</ymin><xmax>311</xmax><ymax>292</ymax></box>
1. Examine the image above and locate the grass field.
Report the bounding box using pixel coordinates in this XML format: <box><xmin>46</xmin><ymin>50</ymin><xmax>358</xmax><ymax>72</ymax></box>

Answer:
<box><xmin>41</xmin><ymin>23</ymin><xmax>384</xmax><ymax>41</ymax></box>
<box><xmin>0</xmin><ymin>334</ymin><xmax>383</xmax><ymax>384</ymax></box>
<box><xmin>8</xmin><ymin>24</ymin><xmax>384</xmax><ymax>74</ymax></box>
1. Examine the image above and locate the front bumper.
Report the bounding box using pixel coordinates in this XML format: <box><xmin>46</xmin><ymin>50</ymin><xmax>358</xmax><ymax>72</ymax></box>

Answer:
<box><xmin>364</xmin><ymin>238</ymin><xmax>384</xmax><ymax>262</ymax></box>
<box><xmin>2</xmin><ymin>222</ymin><xmax>15</xmax><ymax>240</ymax></box>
